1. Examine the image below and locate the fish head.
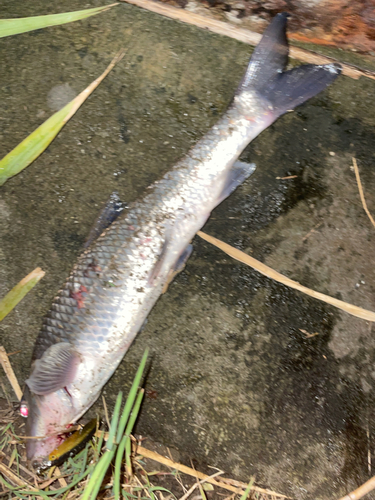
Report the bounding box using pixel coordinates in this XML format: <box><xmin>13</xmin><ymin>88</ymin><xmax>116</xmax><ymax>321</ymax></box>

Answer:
<box><xmin>23</xmin><ymin>385</ymin><xmax>77</xmax><ymax>472</ymax></box>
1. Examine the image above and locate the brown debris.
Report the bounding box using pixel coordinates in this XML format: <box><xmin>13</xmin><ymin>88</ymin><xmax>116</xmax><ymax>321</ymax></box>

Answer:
<box><xmin>0</xmin><ymin>346</ymin><xmax>22</xmax><ymax>401</ymax></box>
<box><xmin>119</xmin><ymin>0</ymin><xmax>375</xmax><ymax>80</ymax></box>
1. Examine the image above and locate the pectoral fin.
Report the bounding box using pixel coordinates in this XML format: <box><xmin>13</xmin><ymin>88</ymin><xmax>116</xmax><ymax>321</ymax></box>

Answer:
<box><xmin>26</xmin><ymin>343</ymin><xmax>80</xmax><ymax>395</ymax></box>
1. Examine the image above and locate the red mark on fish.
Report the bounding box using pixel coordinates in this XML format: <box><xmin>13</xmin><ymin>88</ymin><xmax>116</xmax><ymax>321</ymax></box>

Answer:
<box><xmin>70</xmin><ymin>285</ymin><xmax>88</xmax><ymax>309</ymax></box>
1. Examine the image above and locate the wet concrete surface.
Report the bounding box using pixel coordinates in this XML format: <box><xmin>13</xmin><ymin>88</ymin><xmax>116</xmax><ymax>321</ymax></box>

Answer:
<box><xmin>1</xmin><ymin>2</ymin><xmax>375</xmax><ymax>499</ymax></box>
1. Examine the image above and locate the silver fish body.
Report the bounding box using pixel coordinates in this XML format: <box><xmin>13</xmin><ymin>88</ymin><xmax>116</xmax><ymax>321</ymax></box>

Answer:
<box><xmin>23</xmin><ymin>13</ymin><xmax>341</xmax><ymax>468</ymax></box>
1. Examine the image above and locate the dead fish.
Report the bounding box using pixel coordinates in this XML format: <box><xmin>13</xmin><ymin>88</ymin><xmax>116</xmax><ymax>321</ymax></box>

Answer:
<box><xmin>22</xmin><ymin>13</ymin><xmax>341</xmax><ymax>470</ymax></box>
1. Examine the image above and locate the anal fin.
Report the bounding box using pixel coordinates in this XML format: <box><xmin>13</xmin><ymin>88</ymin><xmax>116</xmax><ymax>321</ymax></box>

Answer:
<box><xmin>215</xmin><ymin>161</ymin><xmax>256</xmax><ymax>208</ymax></box>
<box><xmin>162</xmin><ymin>244</ymin><xmax>193</xmax><ymax>294</ymax></box>
<box><xmin>26</xmin><ymin>343</ymin><xmax>80</xmax><ymax>395</ymax></box>
<box><xmin>148</xmin><ymin>236</ymin><xmax>170</xmax><ymax>285</ymax></box>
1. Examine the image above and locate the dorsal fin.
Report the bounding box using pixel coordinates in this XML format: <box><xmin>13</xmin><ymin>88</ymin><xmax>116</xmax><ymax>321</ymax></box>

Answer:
<box><xmin>84</xmin><ymin>192</ymin><xmax>126</xmax><ymax>248</ymax></box>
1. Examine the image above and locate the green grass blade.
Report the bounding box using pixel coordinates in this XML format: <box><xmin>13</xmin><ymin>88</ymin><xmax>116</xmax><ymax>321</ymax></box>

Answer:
<box><xmin>9</xmin><ymin>465</ymin><xmax>95</xmax><ymax>497</ymax></box>
<box><xmin>80</xmin><ymin>444</ymin><xmax>89</xmax><ymax>475</ymax></box>
<box><xmin>114</xmin><ymin>389</ymin><xmax>145</xmax><ymax>498</ymax></box>
<box><xmin>239</xmin><ymin>478</ymin><xmax>255</xmax><ymax>500</ymax></box>
<box><xmin>0</xmin><ymin>49</ymin><xmax>125</xmax><ymax>186</ymax></box>
<box><xmin>114</xmin><ymin>434</ymin><xmax>127</xmax><ymax>500</ymax></box>
<box><xmin>0</xmin><ymin>104</ymin><xmax>72</xmax><ymax>186</ymax></box>
<box><xmin>124</xmin><ymin>389</ymin><xmax>144</xmax><ymax>438</ymax></box>
<box><xmin>0</xmin><ymin>267</ymin><xmax>45</xmax><ymax>321</ymax></box>
<box><xmin>125</xmin><ymin>436</ymin><xmax>132</xmax><ymax>476</ymax></box>
<box><xmin>81</xmin><ymin>449</ymin><xmax>116</xmax><ymax>500</ymax></box>
<box><xmin>0</xmin><ymin>4</ymin><xmax>117</xmax><ymax>38</ymax></box>
<box><xmin>106</xmin><ymin>391</ymin><xmax>123</xmax><ymax>451</ymax></box>
<box><xmin>93</xmin><ymin>425</ymin><xmax>105</xmax><ymax>463</ymax></box>
<box><xmin>116</xmin><ymin>349</ymin><xmax>148</xmax><ymax>443</ymax></box>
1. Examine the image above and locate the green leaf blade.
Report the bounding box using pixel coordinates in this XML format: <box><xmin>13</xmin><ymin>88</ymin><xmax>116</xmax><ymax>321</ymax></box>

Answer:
<box><xmin>0</xmin><ymin>49</ymin><xmax>124</xmax><ymax>186</ymax></box>
<box><xmin>0</xmin><ymin>5</ymin><xmax>117</xmax><ymax>38</ymax></box>
<box><xmin>0</xmin><ymin>268</ymin><xmax>45</xmax><ymax>321</ymax></box>
<box><xmin>0</xmin><ymin>104</ymin><xmax>72</xmax><ymax>186</ymax></box>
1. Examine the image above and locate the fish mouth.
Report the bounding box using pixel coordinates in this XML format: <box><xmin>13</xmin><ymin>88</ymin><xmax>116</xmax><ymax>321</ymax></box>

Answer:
<box><xmin>30</xmin><ymin>420</ymin><xmax>97</xmax><ymax>473</ymax></box>
<box><xmin>27</xmin><ymin>429</ymin><xmax>72</xmax><ymax>471</ymax></box>
<box><xmin>32</xmin><ymin>457</ymin><xmax>53</xmax><ymax>475</ymax></box>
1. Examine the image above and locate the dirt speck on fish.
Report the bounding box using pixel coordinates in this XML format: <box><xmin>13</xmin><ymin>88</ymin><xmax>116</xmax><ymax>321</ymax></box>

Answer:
<box><xmin>22</xmin><ymin>13</ymin><xmax>341</xmax><ymax>470</ymax></box>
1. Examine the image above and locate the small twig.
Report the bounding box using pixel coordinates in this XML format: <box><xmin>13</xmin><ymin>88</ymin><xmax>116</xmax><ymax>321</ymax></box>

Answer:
<box><xmin>167</xmin><ymin>447</ymin><xmax>187</xmax><ymax>493</ymax></box>
<box><xmin>5</xmin><ymin>350</ymin><xmax>21</xmax><ymax>357</ymax></box>
<box><xmin>276</xmin><ymin>175</ymin><xmax>298</xmax><ymax>180</ymax></box>
<box><xmin>0</xmin><ymin>346</ymin><xmax>22</xmax><ymax>401</ymax></box>
<box><xmin>352</xmin><ymin>157</ymin><xmax>375</xmax><ymax>229</ymax></box>
<box><xmin>102</xmin><ymin>395</ymin><xmax>111</xmax><ymax>430</ymax></box>
<box><xmin>178</xmin><ymin>482</ymin><xmax>198</xmax><ymax>500</ymax></box>
<box><xmin>367</xmin><ymin>418</ymin><xmax>371</xmax><ymax>475</ymax></box>
<box><xmin>299</xmin><ymin>329</ymin><xmax>320</xmax><ymax>338</ymax></box>
<box><xmin>302</xmin><ymin>222</ymin><xmax>322</xmax><ymax>242</ymax></box>
<box><xmin>221</xmin><ymin>493</ymin><xmax>236</xmax><ymax>500</ymax></box>
<box><xmin>338</xmin><ymin>475</ymin><xmax>375</xmax><ymax>500</ymax></box>
<box><xmin>191</xmin><ymin>459</ymin><xmax>208</xmax><ymax>500</ymax></box>
<box><xmin>197</xmin><ymin>231</ymin><xmax>375</xmax><ymax>322</ymax></box>
<box><xmin>134</xmin><ymin>475</ymin><xmax>153</xmax><ymax>499</ymax></box>
<box><xmin>136</xmin><ymin>445</ymin><xmax>287</xmax><ymax>498</ymax></box>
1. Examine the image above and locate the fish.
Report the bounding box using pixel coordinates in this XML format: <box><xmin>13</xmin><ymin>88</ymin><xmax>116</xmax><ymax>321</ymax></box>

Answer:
<box><xmin>22</xmin><ymin>12</ymin><xmax>341</xmax><ymax>470</ymax></box>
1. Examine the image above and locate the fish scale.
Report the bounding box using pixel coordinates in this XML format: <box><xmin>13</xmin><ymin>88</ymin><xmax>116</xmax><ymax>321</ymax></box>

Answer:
<box><xmin>23</xmin><ymin>13</ymin><xmax>341</xmax><ymax>469</ymax></box>
<box><xmin>33</xmin><ymin>108</ymin><xmax>259</xmax><ymax>361</ymax></box>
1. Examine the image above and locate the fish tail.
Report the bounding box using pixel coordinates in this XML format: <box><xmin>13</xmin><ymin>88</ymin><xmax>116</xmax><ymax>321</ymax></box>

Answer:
<box><xmin>236</xmin><ymin>12</ymin><xmax>341</xmax><ymax>117</ymax></box>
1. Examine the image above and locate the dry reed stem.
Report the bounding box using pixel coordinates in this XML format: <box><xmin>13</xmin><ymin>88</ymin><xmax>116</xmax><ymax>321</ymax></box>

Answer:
<box><xmin>178</xmin><ymin>481</ymin><xmax>198</xmax><ymax>500</ymax></box>
<box><xmin>338</xmin><ymin>475</ymin><xmax>375</xmax><ymax>500</ymax></box>
<box><xmin>54</xmin><ymin>467</ymin><xmax>68</xmax><ymax>488</ymax></box>
<box><xmin>118</xmin><ymin>0</ymin><xmax>374</xmax><ymax>80</ymax></box>
<box><xmin>102</xmin><ymin>395</ymin><xmax>111</xmax><ymax>430</ymax></box>
<box><xmin>0</xmin><ymin>450</ymin><xmax>38</xmax><ymax>481</ymax></box>
<box><xmin>178</xmin><ymin>470</ymin><xmax>229</xmax><ymax>500</ymax></box>
<box><xmin>0</xmin><ymin>346</ymin><xmax>22</xmax><ymax>401</ymax></box>
<box><xmin>197</xmin><ymin>231</ymin><xmax>375</xmax><ymax>322</ymax></box>
<box><xmin>352</xmin><ymin>157</ymin><xmax>375</xmax><ymax>229</ymax></box>
<box><xmin>64</xmin><ymin>48</ymin><xmax>126</xmax><ymax>123</ymax></box>
<box><xmin>136</xmin><ymin>445</ymin><xmax>288</xmax><ymax>498</ymax></box>
<box><xmin>0</xmin><ymin>462</ymin><xmax>36</xmax><ymax>491</ymax></box>
<box><xmin>38</xmin><ymin>473</ymin><xmax>70</xmax><ymax>490</ymax></box>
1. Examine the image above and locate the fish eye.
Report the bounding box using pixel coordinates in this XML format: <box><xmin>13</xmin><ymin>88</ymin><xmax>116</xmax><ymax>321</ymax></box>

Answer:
<box><xmin>20</xmin><ymin>402</ymin><xmax>28</xmax><ymax>418</ymax></box>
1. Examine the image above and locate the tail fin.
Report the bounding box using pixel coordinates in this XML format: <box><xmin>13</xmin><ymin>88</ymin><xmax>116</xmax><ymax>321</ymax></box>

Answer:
<box><xmin>237</xmin><ymin>13</ymin><xmax>341</xmax><ymax>117</ymax></box>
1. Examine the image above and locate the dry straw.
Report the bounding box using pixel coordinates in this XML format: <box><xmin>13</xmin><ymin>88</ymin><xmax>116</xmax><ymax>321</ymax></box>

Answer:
<box><xmin>197</xmin><ymin>231</ymin><xmax>375</xmax><ymax>322</ymax></box>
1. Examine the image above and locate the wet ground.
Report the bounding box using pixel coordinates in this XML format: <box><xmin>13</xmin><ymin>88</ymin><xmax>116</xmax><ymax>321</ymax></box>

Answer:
<box><xmin>1</xmin><ymin>1</ymin><xmax>375</xmax><ymax>499</ymax></box>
